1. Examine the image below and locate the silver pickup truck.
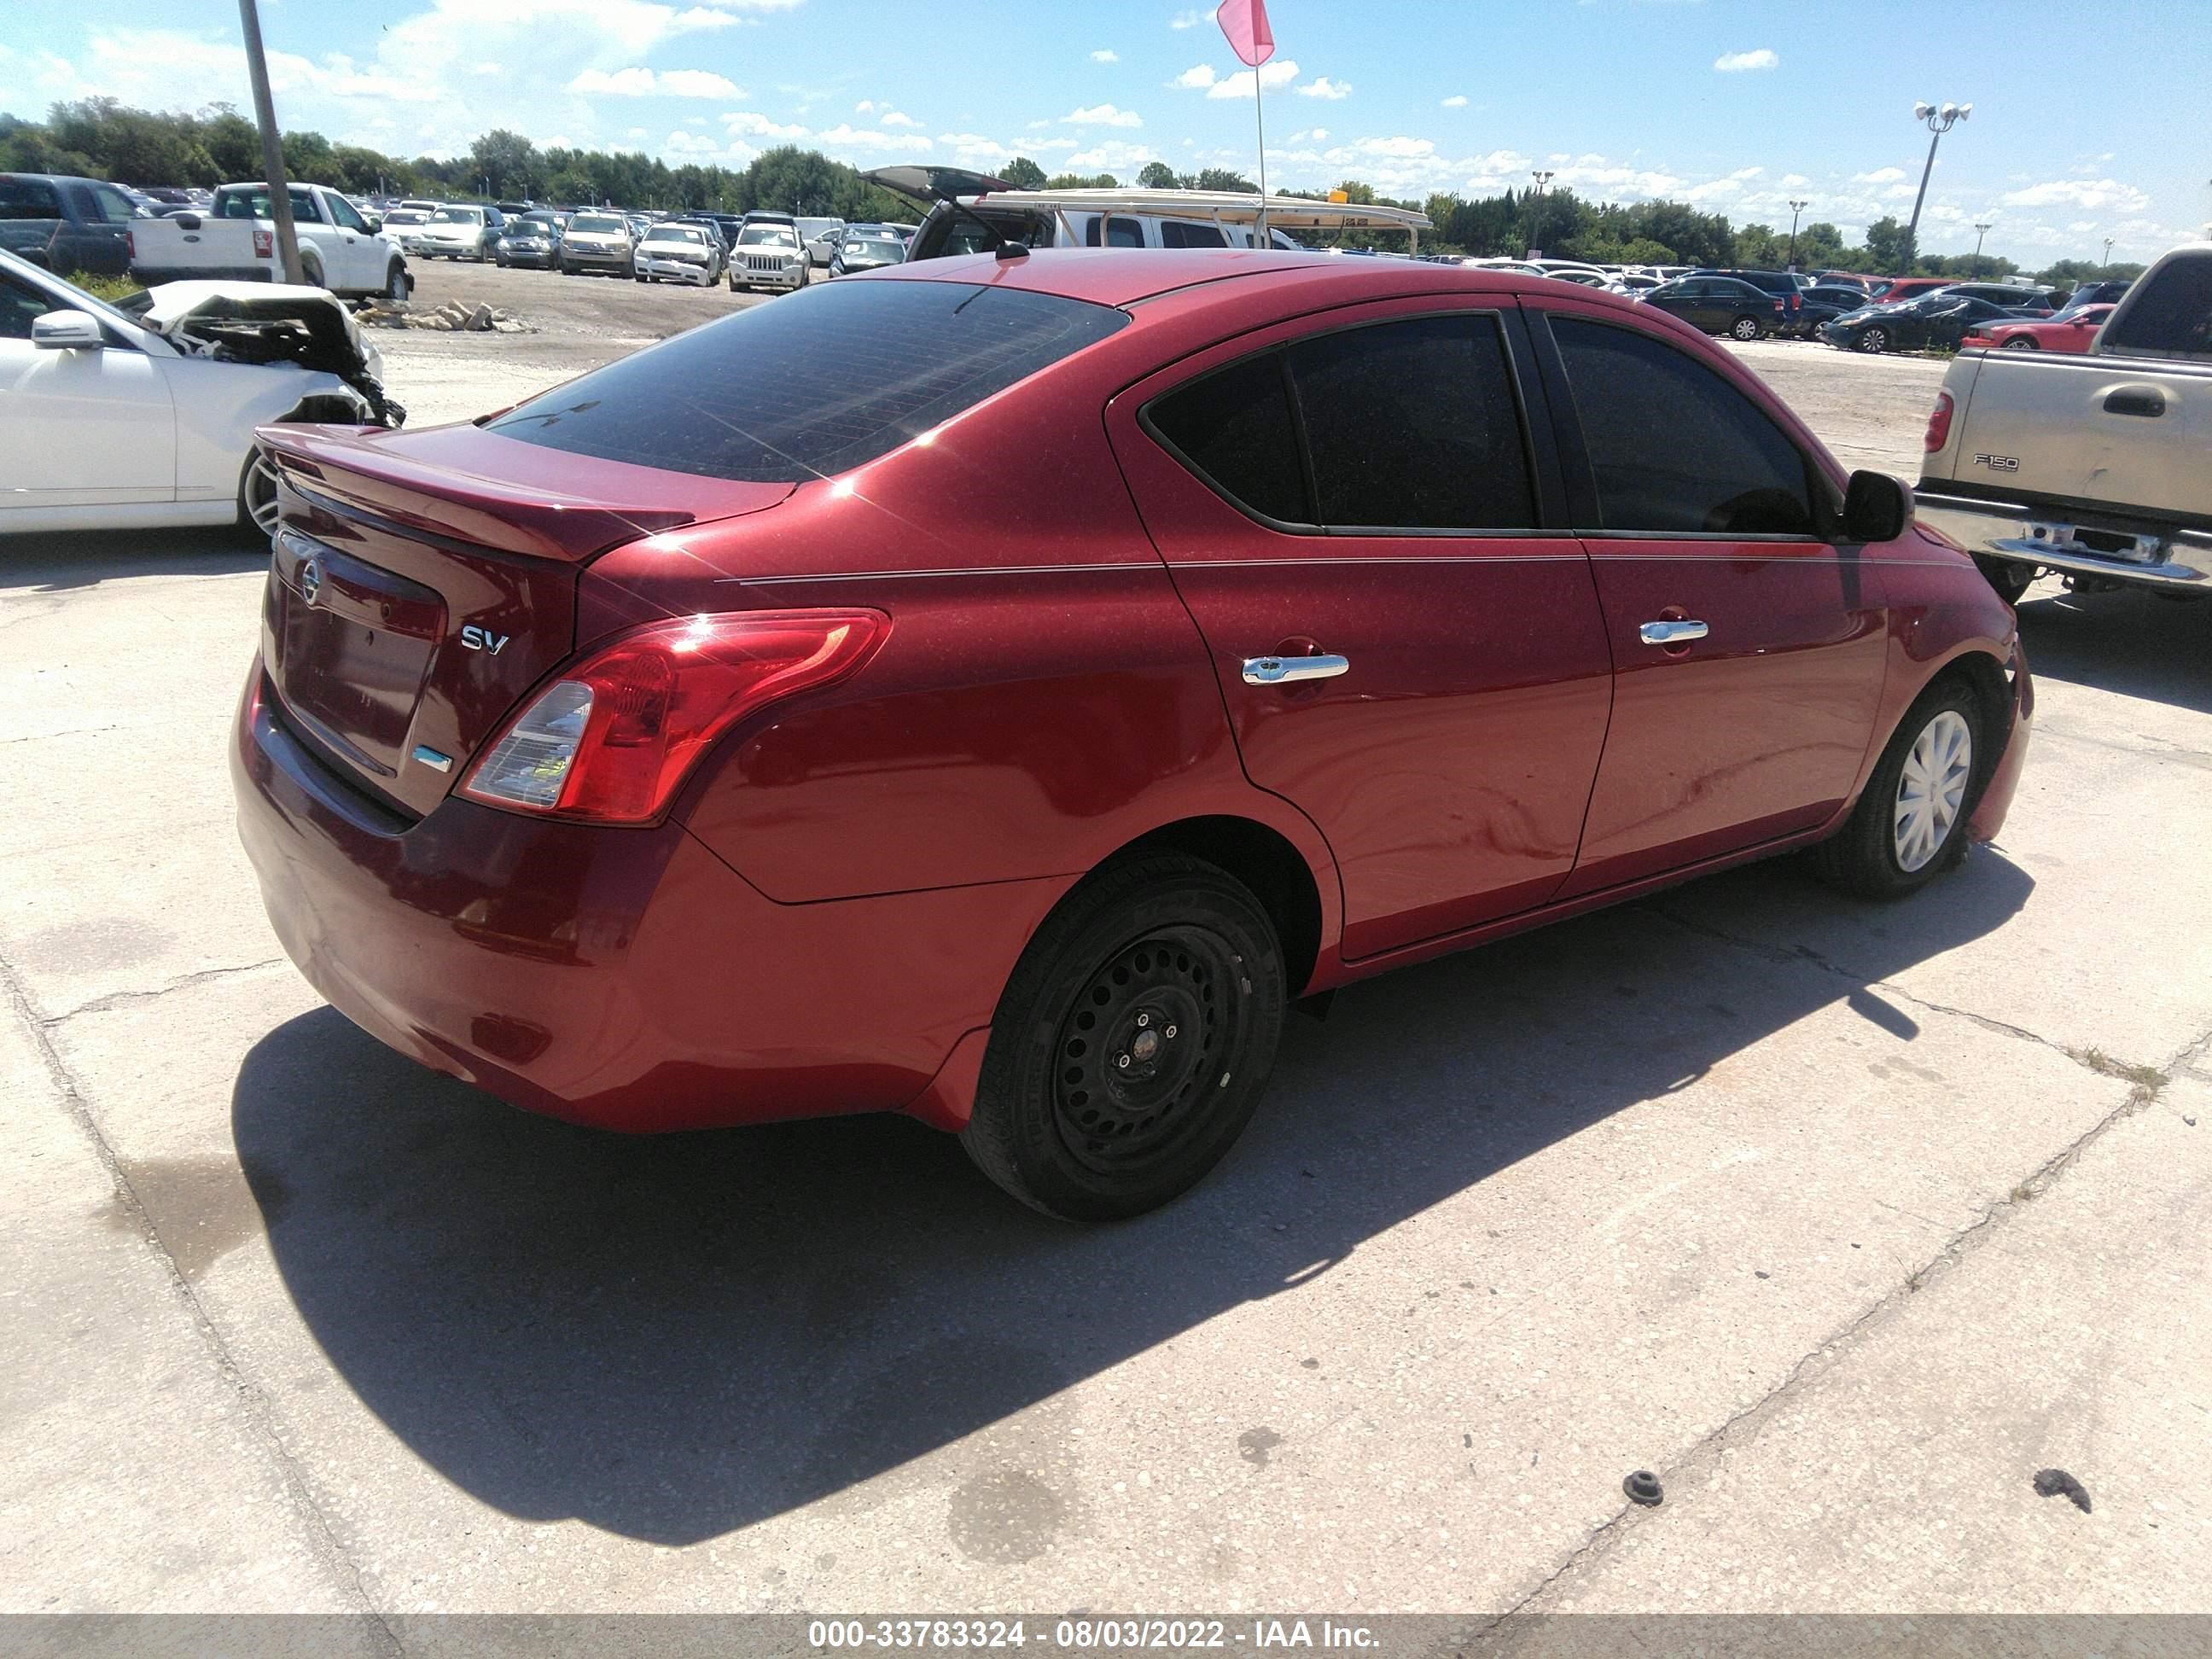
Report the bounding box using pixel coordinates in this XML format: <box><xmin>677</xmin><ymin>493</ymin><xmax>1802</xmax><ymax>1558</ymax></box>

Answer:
<box><xmin>1916</xmin><ymin>244</ymin><xmax>2210</xmax><ymax>603</ymax></box>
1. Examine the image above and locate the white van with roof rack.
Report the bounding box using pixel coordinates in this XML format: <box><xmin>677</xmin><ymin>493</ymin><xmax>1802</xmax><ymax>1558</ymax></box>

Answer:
<box><xmin>864</xmin><ymin>166</ymin><xmax>1431</xmax><ymax>263</ymax></box>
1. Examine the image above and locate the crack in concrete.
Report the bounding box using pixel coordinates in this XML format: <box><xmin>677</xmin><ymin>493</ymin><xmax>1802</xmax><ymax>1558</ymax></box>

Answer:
<box><xmin>1435</xmin><ymin>1014</ymin><xmax>2212</xmax><ymax>1653</ymax></box>
<box><xmin>0</xmin><ymin>952</ymin><xmax>405</xmax><ymax>1655</ymax></box>
<box><xmin>44</xmin><ymin>958</ymin><xmax>287</xmax><ymax>1026</ymax></box>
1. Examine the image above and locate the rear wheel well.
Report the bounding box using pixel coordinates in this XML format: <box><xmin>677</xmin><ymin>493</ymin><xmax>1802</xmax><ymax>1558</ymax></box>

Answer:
<box><xmin>1114</xmin><ymin>818</ymin><xmax>1324</xmax><ymax>998</ymax></box>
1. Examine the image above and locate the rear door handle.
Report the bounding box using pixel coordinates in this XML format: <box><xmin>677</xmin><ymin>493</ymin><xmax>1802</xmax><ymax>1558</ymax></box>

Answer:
<box><xmin>1242</xmin><ymin>654</ymin><xmax>1350</xmax><ymax>685</ymax></box>
<box><xmin>2102</xmin><ymin>389</ymin><xmax>2166</xmax><ymax>417</ymax></box>
<box><xmin>1639</xmin><ymin>619</ymin><xmax>1709</xmax><ymax>646</ymax></box>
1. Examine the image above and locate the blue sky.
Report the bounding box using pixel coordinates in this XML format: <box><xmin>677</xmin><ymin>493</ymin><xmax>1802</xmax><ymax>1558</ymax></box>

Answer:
<box><xmin>3</xmin><ymin>0</ymin><xmax>2206</xmax><ymax>262</ymax></box>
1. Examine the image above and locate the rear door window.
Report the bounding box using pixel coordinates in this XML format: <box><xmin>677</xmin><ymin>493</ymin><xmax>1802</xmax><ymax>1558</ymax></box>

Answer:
<box><xmin>1144</xmin><ymin>352</ymin><xmax>1308</xmax><ymax>524</ymax></box>
<box><xmin>1286</xmin><ymin>315</ymin><xmax>1536</xmax><ymax>531</ymax></box>
<box><xmin>1161</xmin><ymin>221</ymin><xmax>1229</xmax><ymax>249</ymax></box>
<box><xmin>1082</xmin><ymin>216</ymin><xmax>1144</xmax><ymax>248</ymax></box>
<box><xmin>488</xmin><ymin>279</ymin><xmax>1127</xmax><ymax>482</ymax></box>
<box><xmin>1550</xmin><ymin>317</ymin><xmax>1817</xmax><ymax>537</ymax></box>
<box><xmin>0</xmin><ymin>178</ymin><xmax>63</xmax><ymax>218</ymax></box>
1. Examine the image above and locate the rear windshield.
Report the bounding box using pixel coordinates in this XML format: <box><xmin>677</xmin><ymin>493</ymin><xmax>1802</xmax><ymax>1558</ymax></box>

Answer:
<box><xmin>487</xmin><ymin>278</ymin><xmax>1128</xmax><ymax>482</ymax></box>
<box><xmin>2099</xmin><ymin>256</ymin><xmax>2212</xmax><ymax>361</ymax></box>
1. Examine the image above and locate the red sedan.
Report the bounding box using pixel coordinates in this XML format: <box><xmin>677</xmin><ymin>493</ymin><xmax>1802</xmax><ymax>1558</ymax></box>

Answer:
<box><xmin>233</xmin><ymin>250</ymin><xmax>2032</xmax><ymax>1220</ymax></box>
<box><xmin>1962</xmin><ymin>303</ymin><xmax>2116</xmax><ymax>353</ymax></box>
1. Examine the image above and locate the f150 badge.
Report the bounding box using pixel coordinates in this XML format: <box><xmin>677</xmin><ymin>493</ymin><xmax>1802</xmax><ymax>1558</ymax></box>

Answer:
<box><xmin>460</xmin><ymin>624</ymin><xmax>511</xmax><ymax>654</ymax></box>
<box><xmin>1973</xmin><ymin>452</ymin><xmax>2021</xmax><ymax>473</ymax></box>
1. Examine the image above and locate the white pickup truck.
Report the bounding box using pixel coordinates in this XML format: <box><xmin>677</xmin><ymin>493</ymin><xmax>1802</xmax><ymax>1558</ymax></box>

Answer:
<box><xmin>1917</xmin><ymin>243</ymin><xmax>2210</xmax><ymax>603</ymax></box>
<box><xmin>129</xmin><ymin>182</ymin><xmax>410</xmax><ymax>301</ymax></box>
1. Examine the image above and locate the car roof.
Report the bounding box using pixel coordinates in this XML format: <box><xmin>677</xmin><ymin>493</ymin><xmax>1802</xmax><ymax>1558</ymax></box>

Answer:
<box><xmin>864</xmin><ymin>245</ymin><xmax>1581</xmax><ymax>311</ymax></box>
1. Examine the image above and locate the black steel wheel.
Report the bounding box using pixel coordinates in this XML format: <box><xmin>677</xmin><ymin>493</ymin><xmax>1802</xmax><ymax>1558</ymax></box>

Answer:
<box><xmin>964</xmin><ymin>853</ymin><xmax>1286</xmax><ymax>1221</ymax></box>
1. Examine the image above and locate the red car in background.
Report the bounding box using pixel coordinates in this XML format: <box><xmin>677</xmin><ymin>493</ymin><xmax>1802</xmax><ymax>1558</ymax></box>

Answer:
<box><xmin>233</xmin><ymin>250</ymin><xmax>2032</xmax><ymax>1220</ymax></box>
<box><xmin>1963</xmin><ymin>303</ymin><xmax>2117</xmax><ymax>352</ymax></box>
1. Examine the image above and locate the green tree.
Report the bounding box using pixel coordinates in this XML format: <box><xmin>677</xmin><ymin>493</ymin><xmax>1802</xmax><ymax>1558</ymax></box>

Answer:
<box><xmin>998</xmin><ymin>155</ymin><xmax>1047</xmax><ymax>190</ymax></box>
<box><xmin>1866</xmin><ymin>214</ymin><xmax>1915</xmax><ymax>275</ymax></box>
<box><xmin>469</xmin><ymin>129</ymin><xmax>542</xmax><ymax>201</ymax></box>
<box><xmin>1137</xmin><ymin>161</ymin><xmax>1178</xmax><ymax>189</ymax></box>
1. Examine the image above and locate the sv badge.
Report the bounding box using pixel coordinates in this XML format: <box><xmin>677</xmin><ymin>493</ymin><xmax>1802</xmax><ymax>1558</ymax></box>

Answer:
<box><xmin>460</xmin><ymin>624</ymin><xmax>511</xmax><ymax>655</ymax></box>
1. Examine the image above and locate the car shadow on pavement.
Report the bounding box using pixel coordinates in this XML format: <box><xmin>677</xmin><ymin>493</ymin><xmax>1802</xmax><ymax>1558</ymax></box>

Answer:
<box><xmin>230</xmin><ymin>848</ymin><xmax>2031</xmax><ymax>1546</ymax></box>
<box><xmin>2015</xmin><ymin>585</ymin><xmax>2212</xmax><ymax>716</ymax></box>
<box><xmin>0</xmin><ymin>527</ymin><xmax>269</xmax><ymax>592</ymax></box>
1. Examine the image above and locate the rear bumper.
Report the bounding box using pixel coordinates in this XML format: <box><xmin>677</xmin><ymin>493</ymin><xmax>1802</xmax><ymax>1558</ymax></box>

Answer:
<box><xmin>1915</xmin><ymin>490</ymin><xmax>2212</xmax><ymax>591</ymax></box>
<box><xmin>231</xmin><ymin>666</ymin><xmax>1060</xmax><ymax>1133</ymax></box>
<box><xmin>134</xmin><ymin>262</ymin><xmax>271</xmax><ymax>284</ymax></box>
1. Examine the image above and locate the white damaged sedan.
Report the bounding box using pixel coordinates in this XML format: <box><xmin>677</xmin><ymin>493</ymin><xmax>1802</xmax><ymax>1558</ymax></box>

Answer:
<box><xmin>0</xmin><ymin>249</ymin><xmax>400</xmax><ymax>539</ymax></box>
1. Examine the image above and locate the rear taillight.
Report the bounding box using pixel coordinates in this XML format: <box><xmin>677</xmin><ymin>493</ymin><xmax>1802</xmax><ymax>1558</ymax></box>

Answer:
<box><xmin>1772</xmin><ymin>298</ymin><xmax>1785</xmax><ymax>313</ymax></box>
<box><xmin>461</xmin><ymin>609</ymin><xmax>888</xmax><ymax>824</ymax></box>
<box><xmin>126</xmin><ymin>229</ymin><xmax>136</xmax><ymax>261</ymax></box>
<box><xmin>253</xmin><ymin>226</ymin><xmax>274</xmax><ymax>260</ymax></box>
<box><xmin>1924</xmin><ymin>390</ymin><xmax>1955</xmax><ymax>453</ymax></box>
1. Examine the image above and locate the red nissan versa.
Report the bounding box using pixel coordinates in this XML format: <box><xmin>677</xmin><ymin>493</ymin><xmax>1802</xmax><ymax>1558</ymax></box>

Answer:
<box><xmin>233</xmin><ymin>248</ymin><xmax>2032</xmax><ymax>1220</ymax></box>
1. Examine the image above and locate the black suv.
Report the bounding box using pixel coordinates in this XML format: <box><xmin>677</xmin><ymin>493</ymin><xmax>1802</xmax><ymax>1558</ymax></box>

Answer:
<box><xmin>1694</xmin><ymin>269</ymin><xmax>1806</xmax><ymax>327</ymax></box>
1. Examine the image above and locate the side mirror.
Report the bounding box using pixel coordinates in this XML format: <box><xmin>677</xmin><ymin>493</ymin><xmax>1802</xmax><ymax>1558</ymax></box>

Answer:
<box><xmin>362</xmin><ymin>214</ymin><xmax>384</xmax><ymax>235</ymax></box>
<box><xmin>1842</xmin><ymin>470</ymin><xmax>1912</xmax><ymax>544</ymax></box>
<box><xmin>32</xmin><ymin>310</ymin><xmax>106</xmax><ymax>351</ymax></box>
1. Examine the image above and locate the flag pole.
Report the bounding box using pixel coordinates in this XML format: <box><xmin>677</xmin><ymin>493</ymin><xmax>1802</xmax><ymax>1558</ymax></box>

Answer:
<box><xmin>1253</xmin><ymin>69</ymin><xmax>1268</xmax><ymax>241</ymax></box>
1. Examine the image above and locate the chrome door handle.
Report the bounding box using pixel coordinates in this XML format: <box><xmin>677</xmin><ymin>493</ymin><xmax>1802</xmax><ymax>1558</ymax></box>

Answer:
<box><xmin>1639</xmin><ymin>619</ymin><xmax>1709</xmax><ymax>646</ymax></box>
<box><xmin>1242</xmin><ymin>654</ymin><xmax>1350</xmax><ymax>685</ymax></box>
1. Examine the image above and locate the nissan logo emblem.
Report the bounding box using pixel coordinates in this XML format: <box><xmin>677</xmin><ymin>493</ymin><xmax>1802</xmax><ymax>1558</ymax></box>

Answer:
<box><xmin>299</xmin><ymin>556</ymin><xmax>323</xmax><ymax>608</ymax></box>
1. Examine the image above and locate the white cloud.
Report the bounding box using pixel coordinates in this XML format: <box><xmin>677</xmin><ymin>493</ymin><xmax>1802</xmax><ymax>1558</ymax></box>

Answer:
<box><xmin>1068</xmin><ymin>140</ymin><xmax>1153</xmax><ymax>172</ymax></box>
<box><xmin>1357</xmin><ymin>136</ymin><xmax>1435</xmax><ymax>159</ymax></box>
<box><xmin>723</xmin><ymin>109</ymin><xmax>807</xmax><ymax>138</ymax></box>
<box><xmin>469</xmin><ymin>60</ymin><xmax>504</xmax><ymax>75</ymax></box>
<box><xmin>1171</xmin><ymin>64</ymin><xmax>1217</xmax><ymax>89</ymax></box>
<box><xmin>1091</xmin><ymin>48</ymin><xmax>1120</xmax><ymax>62</ymax></box>
<box><xmin>1062</xmin><ymin>102</ymin><xmax>1144</xmax><ymax>127</ymax></box>
<box><xmin>1441</xmin><ymin>94</ymin><xmax>1468</xmax><ymax>108</ymax></box>
<box><xmin>878</xmin><ymin>109</ymin><xmax>920</xmax><ymax>127</ymax></box>
<box><xmin>1169</xmin><ymin>8</ymin><xmax>1208</xmax><ymax>26</ymax></box>
<box><xmin>569</xmin><ymin>66</ymin><xmax>741</xmax><ymax>96</ymax></box>
<box><xmin>1032</xmin><ymin>138</ymin><xmax>1079</xmax><ymax>152</ymax></box>
<box><xmin>1207</xmin><ymin>59</ymin><xmax>1298</xmax><ymax>99</ymax></box>
<box><xmin>1297</xmin><ymin>76</ymin><xmax>1351</xmax><ymax>101</ymax></box>
<box><xmin>813</xmin><ymin>123</ymin><xmax>933</xmax><ymax>153</ymax></box>
<box><xmin>1713</xmin><ymin>48</ymin><xmax>1778</xmax><ymax>72</ymax></box>
<box><xmin>1851</xmin><ymin>166</ymin><xmax>1906</xmax><ymax>184</ymax></box>
<box><xmin>2000</xmin><ymin>178</ymin><xmax>2152</xmax><ymax>212</ymax></box>
<box><xmin>853</xmin><ymin>98</ymin><xmax>875</xmax><ymax>112</ymax></box>
<box><xmin>1779</xmin><ymin>172</ymin><xmax>1809</xmax><ymax>187</ymax></box>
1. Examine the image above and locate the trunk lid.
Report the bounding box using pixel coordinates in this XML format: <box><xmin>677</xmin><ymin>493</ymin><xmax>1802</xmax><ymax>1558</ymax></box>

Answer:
<box><xmin>256</xmin><ymin>422</ymin><xmax>793</xmax><ymax>817</ymax></box>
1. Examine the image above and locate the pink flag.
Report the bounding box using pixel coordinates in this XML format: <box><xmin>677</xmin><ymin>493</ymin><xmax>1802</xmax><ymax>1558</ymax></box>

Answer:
<box><xmin>1215</xmin><ymin>0</ymin><xmax>1275</xmax><ymax>67</ymax></box>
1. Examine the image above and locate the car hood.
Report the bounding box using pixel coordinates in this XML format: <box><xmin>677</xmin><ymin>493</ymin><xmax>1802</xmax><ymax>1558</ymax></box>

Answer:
<box><xmin>134</xmin><ymin>282</ymin><xmax>383</xmax><ymax>384</ymax></box>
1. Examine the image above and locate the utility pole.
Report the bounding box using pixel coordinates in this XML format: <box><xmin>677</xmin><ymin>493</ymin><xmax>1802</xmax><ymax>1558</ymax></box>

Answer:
<box><xmin>1526</xmin><ymin>169</ymin><xmax>1554</xmax><ymax>260</ymax></box>
<box><xmin>1906</xmin><ymin>101</ymin><xmax>1970</xmax><ymax>273</ymax></box>
<box><xmin>2102</xmin><ymin>236</ymin><xmax>2116</xmax><ymax>270</ymax></box>
<box><xmin>236</xmin><ymin>0</ymin><xmax>304</xmax><ymax>284</ymax></box>
<box><xmin>1787</xmin><ymin>199</ymin><xmax>1809</xmax><ymax>270</ymax></box>
<box><xmin>1971</xmin><ymin>220</ymin><xmax>1992</xmax><ymax>274</ymax></box>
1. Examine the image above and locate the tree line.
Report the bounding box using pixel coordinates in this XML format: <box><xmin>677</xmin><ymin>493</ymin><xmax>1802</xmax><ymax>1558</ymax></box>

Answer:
<box><xmin>0</xmin><ymin>97</ymin><xmax>2147</xmax><ymax>283</ymax></box>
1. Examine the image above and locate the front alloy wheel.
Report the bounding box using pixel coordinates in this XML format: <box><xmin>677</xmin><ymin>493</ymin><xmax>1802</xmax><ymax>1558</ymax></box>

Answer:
<box><xmin>1856</xmin><ymin>327</ymin><xmax>1889</xmax><ymax>354</ymax></box>
<box><xmin>963</xmin><ymin>853</ymin><xmax>1286</xmax><ymax>1220</ymax></box>
<box><xmin>1809</xmin><ymin>681</ymin><xmax>1982</xmax><ymax>899</ymax></box>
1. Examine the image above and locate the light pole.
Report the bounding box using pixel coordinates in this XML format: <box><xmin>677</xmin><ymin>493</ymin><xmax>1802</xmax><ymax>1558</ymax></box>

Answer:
<box><xmin>1906</xmin><ymin>100</ymin><xmax>1971</xmax><ymax>272</ymax></box>
<box><xmin>1787</xmin><ymin>199</ymin><xmax>1809</xmax><ymax>270</ymax></box>
<box><xmin>1526</xmin><ymin>169</ymin><xmax>1554</xmax><ymax>259</ymax></box>
<box><xmin>2101</xmin><ymin>236</ymin><xmax>2116</xmax><ymax>269</ymax></box>
<box><xmin>1972</xmin><ymin>220</ymin><xmax>1993</xmax><ymax>274</ymax></box>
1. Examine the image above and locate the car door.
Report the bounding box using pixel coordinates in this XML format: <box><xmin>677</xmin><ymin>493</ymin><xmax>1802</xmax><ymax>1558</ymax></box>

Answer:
<box><xmin>0</xmin><ymin>268</ymin><xmax>176</xmax><ymax>515</ymax></box>
<box><xmin>63</xmin><ymin>180</ymin><xmax>138</xmax><ymax>276</ymax></box>
<box><xmin>1107</xmin><ymin>301</ymin><xmax>1615</xmax><ymax>960</ymax></box>
<box><xmin>1528</xmin><ymin>305</ymin><xmax>1888</xmax><ymax>894</ymax></box>
<box><xmin>323</xmin><ymin>192</ymin><xmax>381</xmax><ymax>288</ymax></box>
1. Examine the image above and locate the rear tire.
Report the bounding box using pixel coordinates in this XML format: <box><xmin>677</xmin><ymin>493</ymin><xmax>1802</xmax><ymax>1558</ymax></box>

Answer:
<box><xmin>2004</xmin><ymin>337</ymin><xmax>2040</xmax><ymax>350</ymax></box>
<box><xmin>384</xmin><ymin>261</ymin><xmax>408</xmax><ymax>301</ymax></box>
<box><xmin>1809</xmin><ymin>681</ymin><xmax>1982</xmax><ymax>900</ymax></box>
<box><xmin>1730</xmin><ymin>315</ymin><xmax>1761</xmax><ymax>341</ymax></box>
<box><xmin>1973</xmin><ymin>555</ymin><xmax>2037</xmax><ymax>605</ymax></box>
<box><xmin>962</xmin><ymin>853</ymin><xmax>1287</xmax><ymax>1222</ymax></box>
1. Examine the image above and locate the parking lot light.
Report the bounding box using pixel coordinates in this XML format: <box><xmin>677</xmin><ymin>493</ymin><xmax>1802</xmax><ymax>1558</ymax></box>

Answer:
<box><xmin>1906</xmin><ymin>101</ymin><xmax>1971</xmax><ymax>272</ymax></box>
<box><xmin>1788</xmin><ymin>199</ymin><xmax>1809</xmax><ymax>270</ymax></box>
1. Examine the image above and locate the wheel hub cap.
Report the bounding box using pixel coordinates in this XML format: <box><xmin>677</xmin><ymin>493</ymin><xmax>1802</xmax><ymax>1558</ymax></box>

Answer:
<box><xmin>1894</xmin><ymin>709</ymin><xmax>1972</xmax><ymax>872</ymax></box>
<box><xmin>1052</xmin><ymin>932</ymin><xmax>1232</xmax><ymax>1173</ymax></box>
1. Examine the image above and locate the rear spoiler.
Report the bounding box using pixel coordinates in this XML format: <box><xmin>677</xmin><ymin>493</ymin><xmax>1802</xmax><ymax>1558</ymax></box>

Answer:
<box><xmin>256</xmin><ymin>423</ymin><xmax>705</xmax><ymax>562</ymax></box>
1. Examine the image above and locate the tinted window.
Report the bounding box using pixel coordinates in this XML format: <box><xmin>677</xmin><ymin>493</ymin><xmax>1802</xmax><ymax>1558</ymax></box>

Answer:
<box><xmin>0</xmin><ymin>270</ymin><xmax>49</xmax><ymax>338</ymax></box>
<box><xmin>1287</xmin><ymin>315</ymin><xmax>1535</xmax><ymax>530</ymax></box>
<box><xmin>2100</xmin><ymin>256</ymin><xmax>2212</xmax><ymax>360</ymax></box>
<box><xmin>1161</xmin><ymin>221</ymin><xmax>1229</xmax><ymax>249</ymax></box>
<box><xmin>1146</xmin><ymin>352</ymin><xmax>1307</xmax><ymax>523</ymax></box>
<box><xmin>0</xmin><ymin>178</ymin><xmax>63</xmax><ymax>219</ymax></box>
<box><xmin>1551</xmin><ymin>317</ymin><xmax>1816</xmax><ymax>537</ymax></box>
<box><xmin>1082</xmin><ymin>216</ymin><xmax>1144</xmax><ymax>248</ymax></box>
<box><xmin>88</xmin><ymin>183</ymin><xmax>140</xmax><ymax>224</ymax></box>
<box><xmin>490</xmin><ymin>280</ymin><xmax>1127</xmax><ymax>483</ymax></box>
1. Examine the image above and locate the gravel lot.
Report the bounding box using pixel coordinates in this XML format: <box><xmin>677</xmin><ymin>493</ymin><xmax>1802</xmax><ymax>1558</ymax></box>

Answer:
<box><xmin>3</xmin><ymin>262</ymin><xmax>2208</xmax><ymax>1634</ymax></box>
